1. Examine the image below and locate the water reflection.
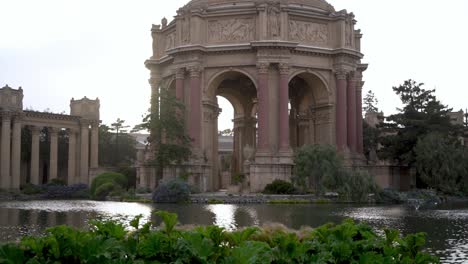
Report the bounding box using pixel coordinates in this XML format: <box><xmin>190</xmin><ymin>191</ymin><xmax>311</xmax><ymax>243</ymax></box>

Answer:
<box><xmin>0</xmin><ymin>201</ymin><xmax>467</xmax><ymax>263</ymax></box>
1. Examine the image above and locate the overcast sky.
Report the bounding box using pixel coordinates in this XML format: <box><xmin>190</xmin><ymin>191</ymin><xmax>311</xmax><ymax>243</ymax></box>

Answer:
<box><xmin>1</xmin><ymin>0</ymin><xmax>468</xmax><ymax>131</ymax></box>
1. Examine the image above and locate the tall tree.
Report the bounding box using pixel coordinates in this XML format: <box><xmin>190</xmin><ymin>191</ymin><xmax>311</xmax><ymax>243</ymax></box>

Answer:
<box><xmin>134</xmin><ymin>88</ymin><xmax>192</xmax><ymax>187</ymax></box>
<box><xmin>363</xmin><ymin>90</ymin><xmax>379</xmax><ymax>114</ymax></box>
<box><xmin>378</xmin><ymin>79</ymin><xmax>462</xmax><ymax>166</ymax></box>
<box><xmin>99</xmin><ymin>123</ymin><xmax>136</xmax><ymax>167</ymax></box>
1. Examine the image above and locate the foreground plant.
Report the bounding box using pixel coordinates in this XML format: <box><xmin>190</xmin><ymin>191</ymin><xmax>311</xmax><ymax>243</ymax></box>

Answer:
<box><xmin>0</xmin><ymin>211</ymin><xmax>438</xmax><ymax>263</ymax></box>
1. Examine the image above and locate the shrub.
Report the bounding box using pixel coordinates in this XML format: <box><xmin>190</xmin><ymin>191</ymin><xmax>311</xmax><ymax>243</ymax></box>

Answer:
<box><xmin>47</xmin><ymin>178</ymin><xmax>66</xmax><ymax>186</ymax></box>
<box><xmin>21</xmin><ymin>184</ymin><xmax>43</xmax><ymax>195</ymax></box>
<box><xmin>41</xmin><ymin>184</ymin><xmax>89</xmax><ymax>199</ymax></box>
<box><xmin>263</xmin><ymin>180</ymin><xmax>297</xmax><ymax>194</ymax></box>
<box><xmin>294</xmin><ymin>145</ymin><xmax>343</xmax><ymax>193</ymax></box>
<box><xmin>0</xmin><ymin>211</ymin><xmax>438</xmax><ymax>263</ymax></box>
<box><xmin>94</xmin><ymin>182</ymin><xmax>123</xmax><ymax>201</ymax></box>
<box><xmin>232</xmin><ymin>172</ymin><xmax>245</xmax><ymax>185</ymax></box>
<box><xmin>152</xmin><ymin>179</ymin><xmax>191</xmax><ymax>203</ymax></box>
<box><xmin>294</xmin><ymin>145</ymin><xmax>379</xmax><ymax>201</ymax></box>
<box><xmin>90</xmin><ymin>172</ymin><xmax>127</xmax><ymax>199</ymax></box>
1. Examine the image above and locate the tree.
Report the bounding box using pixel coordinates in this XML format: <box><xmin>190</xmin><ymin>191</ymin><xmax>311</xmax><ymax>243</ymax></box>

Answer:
<box><xmin>363</xmin><ymin>90</ymin><xmax>379</xmax><ymax>113</ymax></box>
<box><xmin>134</xmin><ymin>88</ymin><xmax>192</xmax><ymax>187</ymax></box>
<box><xmin>110</xmin><ymin>118</ymin><xmax>130</xmax><ymax>163</ymax></box>
<box><xmin>378</xmin><ymin>80</ymin><xmax>462</xmax><ymax>166</ymax></box>
<box><xmin>218</xmin><ymin>128</ymin><xmax>233</xmax><ymax>136</ymax></box>
<box><xmin>414</xmin><ymin>132</ymin><xmax>468</xmax><ymax>194</ymax></box>
<box><xmin>99</xmin><ymin>123</ymin><xmax>136</xmax><ymax>167</ymax></box>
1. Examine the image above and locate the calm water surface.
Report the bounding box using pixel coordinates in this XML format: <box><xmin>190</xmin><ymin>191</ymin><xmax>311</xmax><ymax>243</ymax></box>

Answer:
<box><xmin>0</xmin><ymin>200</ymin><xmax>467</xmax><ymax>263</ymax></box>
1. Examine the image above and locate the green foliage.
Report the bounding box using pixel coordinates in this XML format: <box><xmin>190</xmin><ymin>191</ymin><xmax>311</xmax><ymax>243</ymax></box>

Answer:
<box><xmin>363</xmin><ymin>90</ymin><xmax>379</xmax><ymax>113</ymax></box>
<box><xmin>47</xmin><ymin>178</ymin><xmax>66</xmax><ymax>186</ymax></box>
<box><xmin>414</xmin><ymin>132</ymin><xmax>468</xmax><ymax>194</ymax></box>
<box><xmin>152</xmin><ymin>179</ymin><xmax>191</xmax><ymax>203</ymax></box>
<box><xmin>294</xmin><ymin>144</ymin><xmax>343</xmax><ymax>193</ymax></box>
<box><xmin>231</xmin><ymin>172</ymin><xmax>245</xmax><ymax>185</ymax></box>
<box><xmin>0</xmin><ymin>212</ymin><xmax>439</xmax><ymax>263</ymax></box>
<box><xmin>20</xmin><ymin>183</ymin><xmax>43</xmax><ymax>195</ymax></box>
<box><xmin>90</xmin><ymin>172</ymin><xmax>127</xmax><ymax>200</ymax></box>
<box><xmin>268</xmin><ymin>199</ymin><xmax>310</xmax><ymax>204</ymax></box>
<box><xmin>294</xmin><ymin>145</ymin><xmax>378</xmax><ymax>202</ymax></box>
<box><xmin>263</xmin><ymin>179</ymin><xmax>297</xmax><ymax>194</ymax></box>
<box><xmin>99</xmin><ymin>122</ymin><xmax>137</xmax><ymax>167</ymax></box>
<box><xmin>379</xmin><ymin>80</ymin><xmax>462</xmax><ymax>166</ymax></box>
<box><xmin>135</xmin><ymin>87</ymin><xmax>192</xmax><ymax>187</ymax></box>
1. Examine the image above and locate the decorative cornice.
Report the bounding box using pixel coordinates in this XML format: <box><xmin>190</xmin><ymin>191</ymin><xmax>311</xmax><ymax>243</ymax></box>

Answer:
<box><xmin>23</xmin><ymin>111</ymin><xmax>81</xmax><ymax>122</ymax></box>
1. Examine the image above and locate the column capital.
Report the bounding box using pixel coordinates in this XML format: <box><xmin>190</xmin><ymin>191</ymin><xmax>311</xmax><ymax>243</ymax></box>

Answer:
<box><xmin>1</xmin><ymin>111</ymin><xmax>13</xmax><ymax>120</ymax></box>
<box><xmin>188</xmin><ymin>66</ymin><xmax>202</xmax><ymax>78</ymax></box>
<box><xmin>68</xmin><ymin>127</ymin><xmax>79</xmax><ymax>135</ymax></box>
<box><xmin>80</xmin><ymin>119</ymin><xmax>91</xmax><ymax>127</ymax></box>
<box><xmin>175</xmin><ymin>68</ymin><xmax>185</xmax><ymax>79</ymax></box>
<box><xmin>48</xmin><ymin>127</ymin><xmax>59</xmax><ymax>135</ymax></box>
<box><xmin>30</xmin><ymin>126</ymin><xmax>42</xmax><ymax>134</ymax></box>
<box><xmin>257</xmin><ymin>62</ymin><xmax>269</xmax><ymax>74</ymax></box>
<box><xmin>148</xmin><ymin>77</ymin><xmax>161</xmax><ymax>86</ymax></box>
<box><xmin>278</xmin><ymin>63</ymin><xmax>290</xmax><ymax>75</ymax></box>
<box><xmin>334</xmin><ymin>69</ymin><xmax>348</xmax><ymax>80</ymax></box>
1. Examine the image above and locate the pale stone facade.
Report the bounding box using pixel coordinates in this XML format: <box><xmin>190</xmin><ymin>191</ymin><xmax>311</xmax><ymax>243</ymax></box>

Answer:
<box><xmin>0</xmin><ymin>85</ymin><xmax>100</xmax><ymax>190</ymax></box>
<box><xmin>142</xmin><ymin>0</ymin><xmax>367</xmax><ymax>192</ymax></box>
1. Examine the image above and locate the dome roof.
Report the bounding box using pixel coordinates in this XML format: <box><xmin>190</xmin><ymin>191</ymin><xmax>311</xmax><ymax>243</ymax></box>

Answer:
<box><xmin>183</xmin><ymin>0</ymin><xmax>335</xmax><ymax>12</ymax></box>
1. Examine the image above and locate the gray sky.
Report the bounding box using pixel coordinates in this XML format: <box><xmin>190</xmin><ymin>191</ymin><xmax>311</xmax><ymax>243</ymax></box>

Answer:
<box><xmin>1</xmin><ymin>0</ymin><xmax>468</xmax><ymax>131</ymax></box>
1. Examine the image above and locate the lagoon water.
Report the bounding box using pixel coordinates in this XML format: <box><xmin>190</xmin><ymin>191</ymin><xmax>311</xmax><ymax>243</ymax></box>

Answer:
<box><xmin>0</xmin><ymin>200</ymin><xmax>467</xmax><ymax>263</ymax></box>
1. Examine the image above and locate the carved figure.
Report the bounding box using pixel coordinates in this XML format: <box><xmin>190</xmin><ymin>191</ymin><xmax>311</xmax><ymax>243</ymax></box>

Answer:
<box><xmin>268</xmin><ymin>4</ymin><xmax>281</xmax><ymax>38</ymax></box>
<box><xmin>345</xmin><ymin>19</ymin><xmax>353</xmax><ymax>46</ymax></box>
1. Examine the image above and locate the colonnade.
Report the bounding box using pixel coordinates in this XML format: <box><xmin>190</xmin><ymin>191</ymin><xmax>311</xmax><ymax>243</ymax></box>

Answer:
<box><xmin>0</xmin><ymin>112</ymin><xmax>99</xmax><ymax>189</ymax></box>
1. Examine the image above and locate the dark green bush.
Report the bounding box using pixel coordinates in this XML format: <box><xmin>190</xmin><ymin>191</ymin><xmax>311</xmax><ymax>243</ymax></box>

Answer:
<box><xmin>21</xmin><ymin>184</ymin><xmax>43</xmax><ymax>195</ymax></box>
<box><xmin>263</xmin><ymin>179</ymin><xmax>297</xmax><ymax>194</ymax></box>
<box><xmin>0</xmin><ymin>211</ymin><xmax>438</xmax><ymax>263</ymax></box>
<box><xmin>152</xmin><ymin>179</ymin><xmax>191</xmax><ymax>203</ymax></box>
<box><xmin>90</xmin><ymin>172</ymin><xmax>127</xmax><ymax>200</ymax></box>
<box><xmin>94</xmin><ymin>182</ymin><xmax>123</xmax><ymax>200</ymax></box>
<box><xmin>47</xmin><ymin>178</ymin><xmax>66</xmax><ymax>186</ymax></box>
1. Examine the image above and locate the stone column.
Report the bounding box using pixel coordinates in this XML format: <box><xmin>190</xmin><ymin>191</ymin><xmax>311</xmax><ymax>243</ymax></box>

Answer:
<box><xmin>356</xmin><ymin>77</ymin><xmax>365</xmax><ymax>154</ymax></box>
<box><xmin>175</xmin><ymin>68</ymin><xmax>185</xmax><ymax>101</ymax></box>
<box><xmin>11</xmin><ymin>115</ymin><xmax>22</xmax><ymax>189</ymax></box>
<box><xmin>347</xmin><ymin>72</ymin><xmax>357</xmax><ymax>153</ymax></box>
<box><xmin>90</xmin><ymin>121</ymin><xmax>99</xmax><ymax>169</ymax></box>
<box><xmin>149</xmin><ymin>74</ymin><xmax>161</xmax><ymax>115</ymax></box>
<box><xmin>68</xmin><ymin>128</ymin><xmax>77</xmax><ymax>185</ymax></box>
<box><xmin>30</xmin><ymin>126</ymin><xmax>41</xmax><ymax>185</ymax></box>
<box><xmin>79</xmin><ymin>120</ymin><xmax>90</xmax><ymax>184</ymax></box>
<box><xmin>335</xmin><ymin>70</ymin><xmax>348</xmax><ymax>151</ymax></box>
<box><xmin>49</xmin><ymin>127</ymin><xmax>58</xmax><ymax>181</ymax></box>
<box><xmin>189</xmin><ymin>66</ymin><xmax>201</xmax><ymax>149</ymax></box>
<box><xmin>278</xmin><ymin>63</ymin><xmax>290</xmax><ymax>152</ymax></box>
<box><xmin>0</xmin><ymin>112</ymin><xmax>12</xmax><ymax>189</ymax></box>
<box><xmin>257</xmin><ymin>62</ymin><xmax>269</xmax><ymax>152</ymax></box>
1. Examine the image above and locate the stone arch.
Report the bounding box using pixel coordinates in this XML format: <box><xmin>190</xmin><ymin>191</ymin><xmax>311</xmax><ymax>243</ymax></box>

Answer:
<box><xmin>206</xmin><ymin>68</ymin><xmax>258</xmax><ymax>100</ymax></box>
<box><xmin>288</xmin><ymin>70</ymin><xmax>333</xmax><ymax>148</ymax></box>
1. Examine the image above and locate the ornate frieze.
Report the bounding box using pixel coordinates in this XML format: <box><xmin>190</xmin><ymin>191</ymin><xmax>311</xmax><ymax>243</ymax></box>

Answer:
<box><xmin>289</xmin><ymin>20</ymin><xmax>328</xmax><ymax>45</ymax></box>
<box><xmin>208</xmin><ymin>18</ymin><xmax>254</xmax><ymax>43</ymax></box>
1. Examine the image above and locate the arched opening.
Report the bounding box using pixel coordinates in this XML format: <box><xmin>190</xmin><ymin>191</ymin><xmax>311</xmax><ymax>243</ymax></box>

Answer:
<box><xmin>288</xmin><ymin>72</ymin><xmax>331</xmax><ymax>150</ymax></box>
<box><xmin>207</xmin><ymin>70</ymin><xmax>257</xmax><ymax>190</ymax></box>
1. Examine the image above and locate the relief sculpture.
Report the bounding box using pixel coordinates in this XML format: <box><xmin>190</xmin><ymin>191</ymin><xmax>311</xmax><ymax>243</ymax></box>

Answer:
<box><xmin>289</xmin><ymin>20</ymin><xmax>328</xmax><ymax>45</ymax></box>
<box><xmin>165</xmin><ymin>32</ymin><xmax>175</xmax><ymax>50</ymax></box>
<box><xmin>268</xmin><ymin>4</ymin><xmax>281</xmax><ymax>39</ymax></box>
<box><xmin>208</xmin><ymin>18</ymin><xmax>254</xmax><ymax>43</ymax></box>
